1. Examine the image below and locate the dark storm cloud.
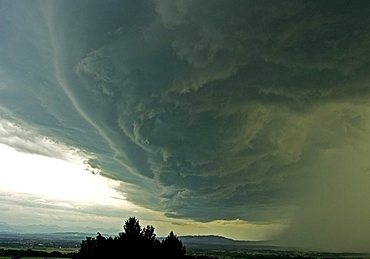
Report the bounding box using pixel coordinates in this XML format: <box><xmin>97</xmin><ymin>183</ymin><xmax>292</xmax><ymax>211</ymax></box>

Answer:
<box><xmin>1</xmin><ymin>0</ymin><xmax>370</xmax><ymax>250</ymax></box>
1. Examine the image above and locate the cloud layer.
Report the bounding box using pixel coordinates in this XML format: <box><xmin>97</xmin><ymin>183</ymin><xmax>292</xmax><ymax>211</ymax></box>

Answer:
<box><xmin>1</xmin><ymin>0</ymin><xmax>370</xmax><ymax>251</ymax></box>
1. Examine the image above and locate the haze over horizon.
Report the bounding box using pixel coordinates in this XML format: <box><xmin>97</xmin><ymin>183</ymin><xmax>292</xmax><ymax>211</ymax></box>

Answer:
<box><xmin>0</xmin><ymin>0</ymin><xmax>369</xmax><ymax>253</ymax></box>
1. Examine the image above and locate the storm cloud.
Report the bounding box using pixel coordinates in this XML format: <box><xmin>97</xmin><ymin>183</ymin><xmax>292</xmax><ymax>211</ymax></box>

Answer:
<box><xmin>1</xmin><ymin>0</ymin><xmax>370</xmax><ymax>251</ymax></box>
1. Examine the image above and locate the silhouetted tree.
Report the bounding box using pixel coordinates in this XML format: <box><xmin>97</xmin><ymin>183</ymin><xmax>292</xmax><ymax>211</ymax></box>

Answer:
<box><xmin>116</xmin><ymin>217</ymin><xmax>145</xmax><ymax>257</ymax></box>
<box><xmin>123</xmin><ymin>217</ymin><xmax>142</xmax><ymax>239</ymax></box>
<box><xmin>161</xmin><ymin>231</ymin><xmax>186</xmax><ymax>258</ymax></box>
<box><xmin>79</xmin><ymin>236</ymin><xmax>94</xmax><ymax>258</ymax></box>
<box><xmin>75</xmin><ymin>216</ymin><xmax>186</xmax><ymax>259</ymax></box>
<box><xmin>142</xmin><ymin>224</ymin><xmax>161</xmax><ymax>257</ymax></box>
<box><xmin>142</xmin><ymin>224</ymin><xmax>156</xmax><ymax>242</ymax></box>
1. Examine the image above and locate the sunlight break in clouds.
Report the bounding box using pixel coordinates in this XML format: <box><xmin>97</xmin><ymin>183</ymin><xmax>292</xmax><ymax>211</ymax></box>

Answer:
<box><xmin>0</xmin><ymin>144</ymin><xmax>120</xmax><ymax>204</ymax></box>
<box><xmin>0</xmin><ymin>118</ymin><xmax>126</xmax><ymax>206</ymax></box>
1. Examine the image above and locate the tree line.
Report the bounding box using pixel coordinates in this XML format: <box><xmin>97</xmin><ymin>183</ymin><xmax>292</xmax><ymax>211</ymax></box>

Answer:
<box><xmin>74</xmin><ymin>216</ymin><xmax>187</xmax><ymax>259</ymax></box>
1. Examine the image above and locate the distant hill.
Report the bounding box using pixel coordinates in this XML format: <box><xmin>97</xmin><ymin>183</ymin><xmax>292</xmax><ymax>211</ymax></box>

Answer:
<box><xmin>0</xmin><ymin>223</ymin><xmax>19</xmax><ymax>233</ymax></box>
<box><xmin>180</xmin><ymin>235</ymin><xmax>235</xmax><ymax>244</ymax></box>
<box><xmin>179</xmin><ymin>235</ymin><xmax>280</xmax><ymax>251</ymax></box>
<box><xmin>0</xmin><ymin>222</ymin><xmax>116</xmax><ymax>235</ymax></box>
<box><xmin>180</xmin><ymin>235</ymin><xmax>266</xmax><ymax>245</ymax></box>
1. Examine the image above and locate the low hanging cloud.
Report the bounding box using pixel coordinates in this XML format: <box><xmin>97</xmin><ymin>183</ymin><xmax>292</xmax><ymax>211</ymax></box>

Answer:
<box><xmin>1</xmin><ymin>0</ymin><xmax>370</xmax><ymax>251</ymax></box>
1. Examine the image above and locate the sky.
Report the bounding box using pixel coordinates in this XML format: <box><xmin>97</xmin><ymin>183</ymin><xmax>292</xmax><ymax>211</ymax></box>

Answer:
<box><xmin>0</xmin><ymin>0</ymin><xmax>369</xmax><ymax>253</ymax></box>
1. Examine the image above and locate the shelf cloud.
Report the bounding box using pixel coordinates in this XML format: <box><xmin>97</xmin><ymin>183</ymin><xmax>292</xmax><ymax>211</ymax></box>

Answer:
<box><xmin>0</xmin><ymin>0</ymin><xmax>369</xmax><ymax>252</ymax></box>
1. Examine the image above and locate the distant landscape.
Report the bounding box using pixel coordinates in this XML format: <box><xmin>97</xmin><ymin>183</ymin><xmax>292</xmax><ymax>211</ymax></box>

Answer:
<box><xmin>0</xmin><ymin>221</ymin><xmax>369</xmax><ymax>259</ymax></box>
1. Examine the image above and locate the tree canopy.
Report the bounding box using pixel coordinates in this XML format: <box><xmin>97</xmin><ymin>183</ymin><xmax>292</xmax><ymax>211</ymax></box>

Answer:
<box><xmin>75</xmin><ymin>217</ymin><xmax>185</xmax><ymax>259</ymax></box>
